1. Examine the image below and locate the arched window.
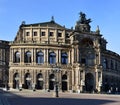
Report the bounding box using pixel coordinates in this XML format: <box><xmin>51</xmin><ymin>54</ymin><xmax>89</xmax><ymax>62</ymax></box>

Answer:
<box><xmin>14</xmin><ymin>51</ymin><xmax>20</xmax><ymax>63</ymax></box>
<box><xmin>36</xmin><ymin>73</ymin><xmax>43</xmax><ymax>89</ymax></box>
<box><xmin>87</xmin><ymin>51</ymin><xmax>95</xmax><ymax>66</ymax></box>
<box><xmin>61</xmin><ymin>52</ymin><xmax>68</xmax><ymax>64</ymax></box>
<box><xmin>103</xmin><ymin>58</ymin><xmax>108</xmax><ymax>69</ymax></box>
<box><xmin>36</xmin><ymin>51</ymin><xmax>44</xmax><ymax>64</ymax></box>
<box><xmin>49</xmin><ymin>52</ymin><xmax>56</xmax><ymax>64</ymax></box>
<box><xmin>25</xmin><ymin>51</ymin><xmax>31</xmax><ymax>63</ymax></box>
<box><xmin>111</xmin><ymin>60</ymin><xmax>114</xmax><ymax>69</ymax></box>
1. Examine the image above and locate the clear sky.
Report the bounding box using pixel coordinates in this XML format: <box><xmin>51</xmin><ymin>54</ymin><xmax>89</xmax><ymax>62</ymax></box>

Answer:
<box><xmin>0</xmin><ymin>0</ymin><xmax>120</xmax><ymax>54</ymax></box>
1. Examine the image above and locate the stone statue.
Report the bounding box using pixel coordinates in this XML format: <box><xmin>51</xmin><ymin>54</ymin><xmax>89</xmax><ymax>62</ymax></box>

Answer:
<box><xmin>79</xmin><ymin>12</ymin><xmax>91</xmax><ymax>25</ymax></box>
<box><xmin>75</xmin><ymin>12</ymin><xmax>91</xmax><ymax>32</ymax></box>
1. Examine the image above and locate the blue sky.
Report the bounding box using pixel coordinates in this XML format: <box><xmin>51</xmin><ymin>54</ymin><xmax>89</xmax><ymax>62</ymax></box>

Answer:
<box><xmin>0</xmin><ymin>0</ymin><xmax>120</xmax><ymax>54</ymax></box>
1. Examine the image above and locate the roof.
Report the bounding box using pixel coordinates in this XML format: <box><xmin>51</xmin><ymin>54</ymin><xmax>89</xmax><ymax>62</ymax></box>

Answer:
<box><xmin>20</xmin><ymin>20</ymin><xmax>68</xmax><ymax>29</ymax></box>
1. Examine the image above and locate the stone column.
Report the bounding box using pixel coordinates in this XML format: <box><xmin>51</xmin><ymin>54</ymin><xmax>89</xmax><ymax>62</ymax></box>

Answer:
<box><xmin>46</xmin><ymin>49</ymin><xmax>49</xmax><ymax>65</ymax></box>
<box><xmin>68</xmin><ymin>50</ymin><xmax>71</xmax><ymax>64</ymax></box>
<box><xmin>58</xmin><ymin>71</ymin><xmax>62</xmax><ymax>91</ymax></box>
<box><xmin>54</xmin><ymin>29</ymin><xmax>57</xmax><ymax>43</ymax></box>
<box><xmin>75</xmin><ymin>66</ymin><xmax>80</xmax><ymax>92</ymax></box>
<box><xmin>43</xmin><ymin>49</ymin><xmax>46</xmax><ymax>64</ymax></box>
<box><xmin>21</xmin><ymin>70</ymin><xmax>25</xmax><ymax>85</ymax></box>
<box><xmin>68</xmin><ymin>71</ymin><xmax>72</xmax><ymax>91</ymax></box>
<box><xmin>72</xmin><ymin>69</ymin><xmax>75</xmax><ymax>91</ymax></box>
<box><xmin>71</xmin><ymin>46</ymin><xmax>75</xmax><ymax>63</ymax></box>
<box><xmin>9</xmin><ymin>70</ymin><xmax>13</xmax><ymax>88</ymax></box>
<box><xmin>45</xmin><ymin>70</ymin><xmax>49</xmax><ymax>91</ymax></box>
<box><xmin>77</xmin><ymin>47</ymin><xmax>79</xmax><ymax>63</ymax></box>
<box><xmin>21</xmin><ymin>48</ymin><xmax>25</xmax><ymax>64</ymax></box>
<box><xmin>59</xmin><ymin>50</ymin><xmax>61</xmax><ymax>64</ymax></box>
<box><xmin>56</xmin><ymin>50</ymin><xmax>58</xmax><ymax>64</ymax></box>
<box><xmin>11</xmin><ymin>48</ymin><xmax>14</xmax><ymax>63</ymax></box>
<box><xmin>67</xmin><ymin>71</ymin><xmax>70</xmax><ymax>91</ymax></box>
<box><xmin>63</xmin><ymin>30</ymin><xmax>65</xmax><ymax>43</ymax></box>
<box><xmin>43</xmin><ymin>71</ymin><xmax>46</xmax><ymax>90</ymax></box>
<box><xmin>31</xmin><ymin>49</ymin><xmax>34</xmax><ymax>65</ymax></box>
<box><xmin>98</xmin><ymin>71</ymin><xmax>102</xmax><ymax>92</ymax></box>
<box><xmin>9</xmin><ymin>48</ymin><xmax>12</xmax><ymax>64</ymax></box>
<box><xmin>46</xmin><ymin>28</ymin><xmax>49</xmax><ymax>43</ymax></box>
<box><xmin>35</xmin><ymin>48</ymin><xmax>37</xmax><ymax>65</ymax></box>
<box><xmin>80</xmin><ymin>70</ymin><xmax>85</xmax><ymax>92</ymax></box>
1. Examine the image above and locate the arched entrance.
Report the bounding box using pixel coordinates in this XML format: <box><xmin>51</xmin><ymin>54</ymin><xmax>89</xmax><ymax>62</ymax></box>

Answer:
<box><xmin>24</xmin><ymin>73</ymin><xmax>31</xmax><ymax>89</ymax></box>
<box><xmin>85</xmin><ymin>73</ymin><xmax>94</xmax><ymax>92</ymax></box>
<box><xmin>13</xmin><ymin>73</ymin><xmax>19</xmax><ymax>89</ymax></box>
<box><xmin>62</xmin><ymin>74</ymin><xmax>68</xmax><ymax>91</ymax></box>
<box><xmin>49</xmin><ymin>74</ymin><xmax>55</xmax><ymax>90</ymax></box>
<box><xmin>36</xmin><ymin>73</ymin><xmax>43</xmax><ymax>89</ymax></box>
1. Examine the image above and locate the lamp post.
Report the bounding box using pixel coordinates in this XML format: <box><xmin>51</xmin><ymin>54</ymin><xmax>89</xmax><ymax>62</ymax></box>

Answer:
<box><xmin>52</xmin><ymin>65</ymin><xmax>61</xmax><ymax>97</ymax></box>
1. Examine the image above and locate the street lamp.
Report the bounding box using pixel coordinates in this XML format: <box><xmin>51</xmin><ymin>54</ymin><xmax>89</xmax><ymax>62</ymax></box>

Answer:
<box><xmin>52</xmin><ymin>65</ymin><xmax>61</xmax><ymax>97</ymax></box>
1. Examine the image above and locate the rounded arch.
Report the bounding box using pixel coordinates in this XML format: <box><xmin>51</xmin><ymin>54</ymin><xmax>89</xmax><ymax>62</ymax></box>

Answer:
<box><xmin>61</xmin><ymin>52</ymin><xmax>68</xmax><ymax>64</ymax></box>
<box><xmin>13</xmin><ymin>73</ymin><xmax>19</xmax><ymax>89</ymax></box>
<box><xmin>49</xmin><ymin>74</ymin><xmax>55</xmax><ymax>90</ymax></box>
<box><xmin>49</xmin><ymin>52</ymin><xmax>56</xmax><ymax>64</ymax></box>
<box><xmin>85</xmin><ymin>73</ymin><xmax>94</xmax><ymax>92</ymax></box>
<box><xmin>24</xmin><ymin>73</ymin><xmax>31</xmax><ymax>89</ymax></box>
<box><xmin>14</xmin><ymin>51</ymin><xmax>20</xmax><ymax>63</ymax></box>
<box><xmin>25</xmin><ymin>51</ymin><xmax>31</xmax><ymax>63</ymax></box>
<box><xmin>36</xmin><ymin>51</ymin><xmax>44</xmax><ymax>64</ymax></box>
<box><xmin>62</xmin><ymin>74</ymin><xmax>68</xmax><ymax>91</ymax></box>
<box><xmin>36</xmin><ymin>73</ymin><xmax>43</xmax><ymax>89</ymax></box>
<box><xmin>81</xmin><ymin>38</ymin><xmax>93</xmax><ymax>47</ymax></box>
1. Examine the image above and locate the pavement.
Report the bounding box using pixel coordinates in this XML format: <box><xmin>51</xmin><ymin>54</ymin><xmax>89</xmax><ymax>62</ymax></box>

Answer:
<box><xmin>0</xmin><ymin>89</ymin><xmax>120</xmax><ymax>105</ymax></box>
<box><xmin>0</xmin><ymin>89</ymin><xmax>10</xmax><ymax>105</ymax></box>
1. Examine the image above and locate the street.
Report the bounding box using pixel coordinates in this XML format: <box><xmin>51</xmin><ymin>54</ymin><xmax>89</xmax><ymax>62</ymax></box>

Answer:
<box><xmin>1</xmin><ymin>90</ymin><xmax>120</xmax><ymax>105</ymax></box>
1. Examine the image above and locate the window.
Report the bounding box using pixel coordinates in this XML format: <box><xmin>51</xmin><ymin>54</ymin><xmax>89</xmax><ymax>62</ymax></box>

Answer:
<box><xmin>81</xmin><ymin>58</ymin><xmax>86</xmax><ymax>64</ymax></box>
<box><xmin>61</xmin><ymin>52</ymin><xmax>68</xmax><ymax>64</ymax></box>
<box><xmin>14</xmin><ymin>51</ymin><xmax>20</xmax><ymax>63</ymax></box>
<box><xmin>58</xmin><ymin>32</ymin><xmax>62</xmax><ymax>37</ymax></box>
<box><xmin>111</xmin><ymin>60</ymin><xmax>114</xmax><ymax>69</ymax></box>
<box><xmin>115</xmin><ymin>61</ymin><xmax>118</xmax><ymax>70</ymax></box>
<box><xmin>41</xmin><ymin>32</ymin><xmax>45</xmax><ymax>36</ymax></box>
<box><xmin>24</xmin><ymin>51</ymin><xmax>31</xmax><ymax>63</ymax></box>
<box><xmin>49</xmin><ymin>32</ymin><xmax>54</xmax><ymax>36</ymax></box>
<box><xmin>33</xmin><ymin>31</ymin><xmax>37</xmax><ymax>36</ymax></box>
<box><xmin>87</xmin><ymin>53</ymin><xmax>95</xmax><ymax>66</ymax></box>
<box><xmin>49</xmin><ymin>52</ymin><xmax>56</xmax><ymax>64</ymax></box>
<box><xmin>36</xmin><ymin>51</ymin><xmax>44</xmax><ymax>64</ymax></box>
<box><xmin>66</xmin><ymin>33</ymin><xmax>69</xmax><ymax>38</ymax></box>
<box><xmin>103</xmin><ymin>58</ymin><xmax>108</xmax><ymax>69</ymax></box>
<box><xmin>26</xmin><ymin>32</ymin><xmax>30</xmax><ymax>36</ymax></box>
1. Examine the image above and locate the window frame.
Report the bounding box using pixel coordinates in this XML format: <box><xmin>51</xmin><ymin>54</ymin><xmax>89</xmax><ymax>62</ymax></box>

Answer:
<box><xmin>14</xmin><ymin>51</ymin><xmax>20</xmax><ymax>63</ymax></box>
<box><xmin>49</xmin><ymin>52</ymin><xmax>56</xmax><ymax>64</ymax></box>
<box><xmin>36</xmin><ymin>51</ymin><xmax>44</xmax><ymax>64</ymax></box>
<box><xmin>24</xmin><ymin>51</ymin><xmax>32</xmax><ymax>63</ymax></box>
<box><xmin>61</xmin><ymin>52</ymin><xmax>68</xmax><ymax>64</ymax></box>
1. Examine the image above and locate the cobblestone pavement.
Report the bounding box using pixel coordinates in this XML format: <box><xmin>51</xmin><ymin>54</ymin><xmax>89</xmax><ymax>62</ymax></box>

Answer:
<box><xmin>1</xmin><ymin>90</ymin><xmax>120</xmax><ymax>105</ymax></box>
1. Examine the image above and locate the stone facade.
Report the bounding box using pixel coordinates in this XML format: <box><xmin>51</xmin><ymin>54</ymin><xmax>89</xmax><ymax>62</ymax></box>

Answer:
<box><xmin>0</xmin><ymin>40</ymin><xmax>9</xmax><ymax>87</ymax></box>
<box><xmin>8</xmin><ymin>13</ymin><xmax>120</xmax><ymax>93</ymax></box>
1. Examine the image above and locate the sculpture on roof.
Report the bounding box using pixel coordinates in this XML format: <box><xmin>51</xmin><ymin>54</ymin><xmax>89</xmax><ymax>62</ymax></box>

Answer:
<box><xmin>75</xmin><ymin>12</ymin><xmax>91</xmax><ymax>32</ymax></box>
<box><xmin>78</xmin><ymin>12</ymin><xmax>91</xmax><ymax>25</ymax></box>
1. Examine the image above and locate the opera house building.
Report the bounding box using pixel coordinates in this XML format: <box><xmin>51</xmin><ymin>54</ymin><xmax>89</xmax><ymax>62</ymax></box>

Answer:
<box><xmin>1</xmin><ymin>12</ymin><xmax>120</xmax><ymax>93</ymax></box>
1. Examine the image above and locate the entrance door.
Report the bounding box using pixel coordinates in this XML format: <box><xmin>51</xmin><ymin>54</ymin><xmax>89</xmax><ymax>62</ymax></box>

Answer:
<box><xmin>49</xmin><ymin>74</ymin><xmax>55</xmax><ymax>90</ymax></box>
<box><xmin>36</xmin><ymin>73</ymin><xmax>43</xmax><ymax>89</ymax></box>
<box><xmin>13</xmin><ymin>73</ymin><xmax>19</xmax><ymax>89</ymax></box>
<box><xmin>62</xmin><ymin>74</ymin><xmax>67</xmax><ymax>91</ymax></box>
<box><xmin>85</xmin><ymin>73</ymin><xmax>94</xmax><ymax>92</ymax></box>
<box><xmin>24</xmin><ymin>73</ymin><xmax>31</xmax><ymax>89</ymax></box>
